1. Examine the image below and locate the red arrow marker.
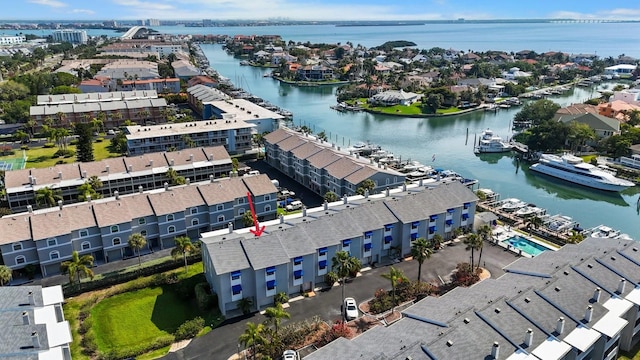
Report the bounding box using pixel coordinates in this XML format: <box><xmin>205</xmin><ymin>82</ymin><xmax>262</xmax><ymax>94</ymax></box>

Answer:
<box><xmin>247</xmin><ymin>192</ymin><xmax>265</xmax><ymax>237</ymax></box>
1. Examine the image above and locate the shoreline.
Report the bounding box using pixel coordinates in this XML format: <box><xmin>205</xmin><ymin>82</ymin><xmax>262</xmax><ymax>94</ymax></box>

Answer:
<box><xmin>273</xmin><ymin>76</ymin><xmax>350</xmax><ymax>87</ymax></box>
<box><xmin>359</xmin><ymin>103</ymin><xmax>489</xmax><ymax>118</ymax></box>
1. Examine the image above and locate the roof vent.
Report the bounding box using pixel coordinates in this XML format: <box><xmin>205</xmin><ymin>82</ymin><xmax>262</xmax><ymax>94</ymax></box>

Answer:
<box><xmin>554</xmin><ymin>286</ymin><xmax>561</xmax><ymax>292</ymax></box>
<box><xmin>446</xmin><ymin>340</ymin><xmax>453</xmax><ymax>347</ymax></box>
<box><xmin>563</xmin><ymin>270</ymin><xmax>569</xmax><ymax>275</ymax></box>
<box><xmin>491</xmin><ymin>342</ymin><xmax>499</xmax><ymax>359</ymax></box>
<box><xmin>587</xmin><ymin>263</ymin><xmax>593</xmax><ymax>268</ymax></box>
<box><xmin>494</xmin><ymin>307</ymin><xmax>501</xmax><ymax>314</ymax></box>
<box><xmin>524</xmin><ymin>297</ymin><xmax>530</xmax><ymax>303</ymax></box>
<box><xmin>463</xmin><ymin>318</ymin><xmax>470</xmax><ymax>324</ymax></box>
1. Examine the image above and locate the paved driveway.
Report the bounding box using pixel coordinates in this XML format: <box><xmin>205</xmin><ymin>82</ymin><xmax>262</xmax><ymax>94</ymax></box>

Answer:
<box><xmin>162</xmin><ymin>242</ymin><xmax>521</xmax><ymax>360</ymax></box>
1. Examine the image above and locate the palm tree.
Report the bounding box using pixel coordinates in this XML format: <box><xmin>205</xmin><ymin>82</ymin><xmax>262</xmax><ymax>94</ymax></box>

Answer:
<box><xmin>264</xmin><ymin>303</ymin><xmax>290</xmax><ymax>337</ymax></box>
<box><xmin>381</xmin><ymin>266</ymin><xmax>407</xmax><ymax>306</ymax></box>
<box><xmin>566</xmin><ymin>230</ymin><xmax>585</xmax><ymax>244</ymax></box>
<box><xmin>60</xmin><ymin>251</ymin><xmax>94</xmax><ymax>285</ymax></box>
<box><xmin>525</xmin><ymin>215</ymin><xmax>543</xmax><ymax>236</ymax></box>
<box><xmin>239</xmin><ymin>322</ymin><xmax>265</xmax><ymax>360</ymax></box>
<box><xmin>476</xmin><ymin>225</ymin><xmax>491</xmax><ymax>270</ymax></box>
<box><xmin>431</xmin><ymin>233</ymin><xmax>443</xmax><ymax>250</ymax></box>
<box><xmin>0</xmin><ymin>265</ymin><xmax>12</xmax><ymax>286</ymax></box>
<box><xmin>172</xmin><ymin>236</ymin><xmax>194</xmax><ymax>273</ymax></box>
<box><xmin>463</xmin><ymin>233</ymin><xmax>481</xmax><ymax>271</ymax></box>
<box><xmin>35</xmin><ymin>187</ymin><xmax>62</xmax><ymax>208</ymax></box>
<box><xmin>128</xmin><ymin>233</ymin><xmax>147</xmax><ymax>266</ymax></box>
<box><xmin>411</xmin><ymin>237</ymin><xmax>432</xmax><ymax>283</ymax></box>
<box><xmin>332</xmin><ymin>250</ymin><xmax>362</xmax><ymax>313</ymax></box>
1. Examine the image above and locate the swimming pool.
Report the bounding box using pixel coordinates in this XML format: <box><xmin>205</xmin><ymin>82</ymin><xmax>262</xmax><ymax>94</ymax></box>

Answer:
<box><xmin>501</xmin><ymin>235</ymin><xmax>551</xmax><ymax>256</ymax></box>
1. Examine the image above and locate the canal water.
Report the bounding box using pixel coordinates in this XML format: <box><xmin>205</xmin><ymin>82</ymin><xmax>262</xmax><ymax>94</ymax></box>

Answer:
<box><xmin>200</xmin><ymin>44</ymin><xmax>640</xmax><ymax>239</ymax></box>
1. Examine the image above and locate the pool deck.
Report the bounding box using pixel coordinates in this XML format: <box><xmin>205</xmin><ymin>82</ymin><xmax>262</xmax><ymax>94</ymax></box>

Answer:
<box><xmin>491</xmin><ymin>225</ymin><xmax>560</xmax><ymax>258</ymax></box>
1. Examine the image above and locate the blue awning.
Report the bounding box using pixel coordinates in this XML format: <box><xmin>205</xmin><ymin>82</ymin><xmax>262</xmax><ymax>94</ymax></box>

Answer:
<box><xmin>429</xmin><ymin>226</ymin><xmax>437</xmax><ymax>232</ymax></box>
<box><xmin>412</xmin><ymin>221</ymin><xmax>420</xmax><ymax>227</ymax></box>
<box><xmin>446</xmin><ymin>219</ymin><xmax>453</xmax><ymax>225</ymax></box>
<box><xmin>231</xmin><ymin>271</ymin><xmax>241</xmax><ymax>277</ymax></box>
<box><xmin>364</xmin><ymin>231</ymin><xmax>373</xmax><ymax>236</ymax></box>
<box><xmin>318</xmin><ymin>247</ymin><xmax>328</xmax><ymax>255</ymax></box>
<box><xmin>319</xmin><ymin>260</ymin><xmax>327</xmax><ymax>268</ymax></box>
<box><xmin>430</xmin><ymin>215</ymin><xmax>438</xmax><ymax>221</ymax></box>
<box><xmin>266</xmin><ymin>266</ymin><xmax>276</xmax><ymax>273</ymax></box>
<box><xmin>294</xmin><ymin>269</ymin><xmax>304</xmax><ymax>278</ymax></box>
<box><xmin>294</xmin><ymin>256</ymin><xmax>303</xmax><ymax>263</ymax></box>
<box><xmin>411</xmin><ymin>233</ymin><xmax>418</xmax><ymax>239</ymax></box>
<box><xmin>232</xmin><ymin>284</ymin><xmax>242</xmax><ymax>293</ymax></box>
<box><xmin>385</xmin><ymin>224</ymin><xmax>394</xmax><ymax>229</ymax></box>
<box><xmin>266</xmin><ymin>280</ymin><xmax>276</xmax><ymax>288</ymax></box>
<box><xmin>462</xmin><ymin>214</ymin><xmax>469</xmax><ymax>220</ymax></box>
<box><xmin>384</xmin><ymin>235</ymin><xmax>393</xmax><ymax>243</ymax></box>
<box><xmin>463</xmin><ymin>202</ymin><xmax>470</xmax><ymax>209</ymax></box>
<box><xmin>343</xmin><ymin>239</ymin><xmax>352</xmax><ymax>246</ymax></box>
<box><xmin>447</xmin><ymin>208</ymin><xmax>455</xmax><ymax>213</ymax></box>
<box><xmin>364</xmin><ymin>243</ymin><xmax>373</xmax><ymax>251</ymax></box>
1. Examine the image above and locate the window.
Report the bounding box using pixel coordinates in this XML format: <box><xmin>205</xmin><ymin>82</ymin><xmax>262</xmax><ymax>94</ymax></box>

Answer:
<box><xmin>217</xmin><ymin>215</ymin><xmax>225</xmax><ymax>223</ymax></box>
<box><xmin>266</xmin><ymin>266</ymin><xmax>276</xmax><ymax>276</ymax></box>
<box><xmin>231</xmin><ymin>271</ymin><xmax>241</xmax><ymax>281</ymax></box>
<box><xmin>79</xmin><ymin>229</ymin><xmax>89</xmax><ymax>237</ymax></box>
<box><xmin>430</xmin><ymin>215</ymin><xmax>438</xmax><ymax>222</ymax></box>
<box><xmin>266</xmin><ymin>280</ymin><xmax>276</xmax><ymax>290</ymax></box>
<box><xmin>318</xmin><ymin>247</ymin><xmax>328</xmax><ymax>256</ymax></box>
<box><xmin>319</xmin><ymin>260</ymin><xmax>327</xmax><ymax>269</ymax></box>
<box><xmin>16</xmin><ymin>255</ymin><xmax>26</xmax><ymax>265</ymax></box>
<box><xmin>47</xmin><ymin>238</ymin><xmax>57</xmax><ymax>247</ymax></box>
<box><xmin>429</xmin><ymin>226</ymin><xmax>437</xmax><ymax>234</ymax></box>
<box><xmin>191</xmin><ymin>218</ymin><xmax>199</xmax><ymax>226</ymax></box>
<box><xmin>190</xmin><ymin>207</ymin><xmax>198</xmax><ymax>215</ymax></box>
<box><xmin>410</xmin><ymin>233</ymin><xmax>418</xmax><ymax>240</ymax></box>
<box><xmin>462</xmin><ymin>214</ymin><xmax>469</xmax><ymax>220</ymax></box>
<box><xmin>294</xmin><ymin>269</ymin><xmax>304</xmax><ymax>279</ymax></box>
<box><xmin>232</xmin><ymin>284</ymin><xmax>242</xmax><ymax>295</ymax></box>
<box><xmin>113</xmin><ymin>238</ymin><xmax>121</xmax><ymax>246</ymax></box>
<box><xmin>238</xmin><ymin>198</ymin><xmax>245</xmax><ymax>204</ymax></box>
<box><xmin>447</xmin><ymin>208</ymin><xmax>455</xmax><ymax>214</ymax></box>
<box><xmin>364</xmin><ymin>243</ymin><xmax>373</xmax><ymax>251</ymax></box>
<box><xmin>446</xmin><ymin>219</ymin><xmax>453</xmax><ymax>226</ymax></box>
<box><xmin>110</xmin><ymin>225</ymin><xmax>119</xmax><ymax>233</ymax></box>
<box><xmin>364</xmin><ymin>231</ymin><xmax>373</xmax><ymax>239</ymax></box>
<box><xmin>138</xmin><ymin>218</ymin><xmax>146</xmax><ymax>225</ymax></box>
<box><xmin>384</xmin><ymin>236</ymin><xmax>393</xmax><ymax>244</ymax></box>
<box><xmin>411</xmin><ymin>221</ymin><xmax>419</xmax><ymax>230</ymax></box>
<box><xmin>294</xmin><ymin>257</ymin><xmax>303</xmax><ymax>266</ymax></box>
<box><xmin>81</xmin><ymin>241</ymin><xmax>91</xmax><ymax>251</ymax></box>
<box><xmin>13</xmin><ymin>243</ymin><xmax>22</xmax><ymax>251</ymax></box>
<box><xmin>238</xmin><ymin>208</ymin><xmax>245</xmax><ymax>216</ymax></box>
<box><xmin>264</xmin><ymin>205</ymin><xmax>271</xmax><ymax>212</ymax></box>
<box><xmin>168</xmin><ymin>225</ymin><xmax>176</xmax><ymax>234</ymax></box>
<box><xmin>265</xmin><ymin>194</ymin><xmax>270</xmax><ymax>201</ymax></box>
<box><xmin>49</xmin><ymin>251</ymin><xmax>60</xmax><ymax>260</ymax></box>
<box><xmin>385</xmin><ymin>224</ymin><xmax>394</xmax><ymax>232</ymax></box>
<box><xmin>166</xmin><ymin>214</ymin><xmax>174</xmax><ymax>222</ymax></box>
<box><xmin>463</xmin><ymin>202</ymin><xmax>470</xmax><ymax>210</ymax></box>
<box><xmin>217</xmin><ymin>204</ymin><xmax>224</xmax><ymax>211</ymax></box>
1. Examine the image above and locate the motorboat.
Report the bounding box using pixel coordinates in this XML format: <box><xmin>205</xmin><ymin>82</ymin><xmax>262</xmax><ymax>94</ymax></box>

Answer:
<box><xmin>347</xmin><ymin>141</ymin><xmax>379</xmax><ymax>155</ymax></box>
<box><xmin>474</xmin><ymin>129</ymin><xmax>513</xmax><ymax>153</ymax></box>
<box><xmin>515</xmin><ymin>205</ymin><xmax>546</xmax><ymax>218</ymax></box>
<box><xmin>498</xmin><ymin>198</ymin><xmax>527</xmax><ymax>212</ymax></box>
<box><xmin>543</xmin><ymin>215</ymin><xmax>577</xmax><ymax>233</ymax></box>
<box><xmin>530</xmin><ymin>153</ymin><xmax>635</xmax><ymax>191</ymax></box>
<box><xmin>587</xmin><ymin>225</ymin><xmax>621</xmax><ymax>238</ymax></box>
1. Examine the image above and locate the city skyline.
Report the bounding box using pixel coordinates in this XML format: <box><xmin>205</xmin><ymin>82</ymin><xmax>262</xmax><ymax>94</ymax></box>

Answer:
<box><xmin>6</xmin><ymin>0</ymin><xmax>640</xmax><ymax>22</ymax></box>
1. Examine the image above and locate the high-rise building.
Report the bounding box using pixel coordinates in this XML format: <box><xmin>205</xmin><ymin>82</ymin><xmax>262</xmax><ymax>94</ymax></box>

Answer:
<box><xmin>138</xmin><ymin>19</ymin><xmax>146</xmax><ymax>26</ymax></box>
<box><xmin>51</xmin><ymin>29</ymin><xmax>88</xmax><ymax>44</ymax></box>
<box><xmin>103</xmin><ymin>20</ymin><xmax>118</xmax><ymax>27</ymax></box>
<box><xmin>147</xmin><ymin>19</ymin><xmax>161</xmax><ymax>26</ymax></box>
<box><xmin>203</xmin><ymin>19</ymin><xmax>213</xmax><ymax>27</ymax></box>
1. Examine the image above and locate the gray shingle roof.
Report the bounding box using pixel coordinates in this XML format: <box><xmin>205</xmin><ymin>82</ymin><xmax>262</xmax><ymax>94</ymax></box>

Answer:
<box><xmin>241</xmin><ymin>236</ymin><xmax>290</xmax><ymax>270</ymax></box>
<box><xmin>242</xmin><ymin>174</ymin><xmax>278</xmax><ymax>197</ymax></box>
<box><xmin>205</xmin><ymin>237</ymin><xmax>251</xmax><ymax>274</ymax></box>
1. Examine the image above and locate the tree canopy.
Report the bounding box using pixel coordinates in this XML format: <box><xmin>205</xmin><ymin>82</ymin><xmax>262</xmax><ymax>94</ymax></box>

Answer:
<box><xmin>513</xmin><ymin>99</ymin><xmax>561</xmax><ymax>126</ymax></box>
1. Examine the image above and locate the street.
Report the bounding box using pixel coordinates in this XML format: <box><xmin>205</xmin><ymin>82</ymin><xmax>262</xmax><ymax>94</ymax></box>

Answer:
<box><xmin>162</xmin><ymin>241</ymin><xmax>521</xmax><ymax>360</ymax></box>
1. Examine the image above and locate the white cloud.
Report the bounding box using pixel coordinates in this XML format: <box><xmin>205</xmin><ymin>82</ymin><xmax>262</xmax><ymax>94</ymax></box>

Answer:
<box><xmin>549</xmin><ymin>8</ymin><xmax>640</xmax><ymax>20</ymax></box>
<box><xmin>71</xmin><ymin>9</ymin><xmax>96</xmax><ymax>15</ymax></box>
<box><xmin>112</xmin><ymin>0</ymin><xmax>175</xmax><ymax>11</ymax></box>
<box><xmin>27</xmin><ymin>0</ymin><xmax>67</xmax><ymax>8</ymax></box>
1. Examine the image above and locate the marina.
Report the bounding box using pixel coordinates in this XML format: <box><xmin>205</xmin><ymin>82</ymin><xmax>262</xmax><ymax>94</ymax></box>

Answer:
<box><xmin>198</xmin><ymin>42</ymin><xmax>640</xmax><ymax>240</ymax></box>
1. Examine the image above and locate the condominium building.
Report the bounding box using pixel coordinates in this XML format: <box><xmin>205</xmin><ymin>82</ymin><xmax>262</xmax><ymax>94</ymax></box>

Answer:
<box><xmin>117</xmin><ymin>77</ymin><xmax>181</xmax><ymax>93</ymax></box>
<box><xmin>52</xmin><ymin>29</ymin><xmax>88</xmax><ymax>44</ymax></box>
<box><xmin>201</xmin><ymin>181</ymin><xmax>477</xmax><ymax>316</ymax></box>
<box><xmin>147</xmin><ymin>19</ymin><xmax>161</xmax><ymax>27</ymax></box>
<box><xmin>0</xmin><ymin>285</ymin><xmax>72</xmax><ymax>360</ymax></box>
<box><xmin>30</xmin><ymin>90</ymin><xmax>167</xmax><ymax>130</ymax></box>
<box><xmin>0</xmin><ymin>174</ymin><xmax>278</xmax><ymax>279</ymax></box>
<box><xmin>0</xmin><ymin>34</ymin><xmax>26</xmax><ymax>45</ymax></box>
<box><xmin>5</xmin><ymin>145</ymin><xmax>232</xmax><ymax>212</ymax></box>
<box><xmin>308</xmin><ymin>236</ymin><xmax>640</xmax><ymax>360</ymax></box>
<box><xmin>264</xmin><ymin>128</ymin><xmax>406</xmax><ymax>197</ymax></box>
<box><xmin>125</xmin><ymin>98</ymin><xmax>282</xmax><ymax>155</ymax></box>
<box><xmin>95</xmin><ymin>60</ymin><xmax>159</xmax><ymax>80</ymax></box>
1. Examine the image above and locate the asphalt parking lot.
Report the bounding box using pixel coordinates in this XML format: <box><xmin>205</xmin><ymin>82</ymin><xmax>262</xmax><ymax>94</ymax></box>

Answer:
<box><xmin>162</xmin><ymin>241</ymin><xmax>522</xmax><ymax>360</ymax></box>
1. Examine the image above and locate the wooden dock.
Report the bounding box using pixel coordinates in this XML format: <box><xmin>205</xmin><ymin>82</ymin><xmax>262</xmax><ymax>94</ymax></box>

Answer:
<box><xmin>510</xmin><ymin>141</ymin><xmax>529</xmax><ymax>154</ymax></box>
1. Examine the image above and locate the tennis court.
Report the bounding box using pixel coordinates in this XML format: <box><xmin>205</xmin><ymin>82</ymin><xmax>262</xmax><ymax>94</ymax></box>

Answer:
<box><xmin>0</xmin><ymin>156</ymin><xmax>26</xmax><ymax>171</ymax></box>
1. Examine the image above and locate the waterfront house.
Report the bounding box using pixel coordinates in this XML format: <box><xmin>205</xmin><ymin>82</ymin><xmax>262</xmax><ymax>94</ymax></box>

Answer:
<box><xmin>557</xmin><ymin>113</ymin><xmax>621</xmax><ymax>139</ymax></box>
<box><xmin>369</xmin><ymin>90</ymin><xmax>421</xmax><ymax>106</ymax></box>
<box><xmin>604</xmin><ymin>64</ymin><xmax>637</xmax><ymax>78</ymax></box>
<box><xmin>297</xmin><ymin>65</ymin><xmax>334</xmax><ymax>81</ymax></box>
<box><xmin>201</xmin><ymin>180</ymin><xmax>477</xmax><ymax>316</ymax></box>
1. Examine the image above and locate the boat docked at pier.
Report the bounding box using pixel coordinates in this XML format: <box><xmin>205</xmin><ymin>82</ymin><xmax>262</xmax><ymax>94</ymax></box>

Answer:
<box><xmin>474</xmin><ymin>129</ymin><xmax>513</xmax><ymax>154</ymax></box>
<box><xmin>585</xmin><ymin>225</ymin><xmax>620</xmax><ymax>238</ymax></box>
<box><xmin>498</xmin><ymin>198</ymin><xmax>527</xmax><ymax>212</ymax></box>
<box><xmin>530</xmin><ymin>153</ymin><xmax>635</xmax><ymax>191</ymax></box>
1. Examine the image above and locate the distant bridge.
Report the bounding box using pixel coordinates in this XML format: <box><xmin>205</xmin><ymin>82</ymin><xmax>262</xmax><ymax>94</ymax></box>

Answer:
<box><xmin>121</xmin><ymin>26</ymin><xmax>149</xmax><ymax>39</ymax></box>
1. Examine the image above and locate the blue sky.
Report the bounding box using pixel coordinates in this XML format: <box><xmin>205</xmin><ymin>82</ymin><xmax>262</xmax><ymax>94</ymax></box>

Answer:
<box><xmin>5</xmin><ymin>0</ymin><xmax>640</xmax><ymax>21</ymax></box>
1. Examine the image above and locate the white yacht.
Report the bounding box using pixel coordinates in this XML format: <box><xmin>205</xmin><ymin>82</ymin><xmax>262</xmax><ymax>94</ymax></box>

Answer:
<box><xmin>587</xmin><ymin>225</ymin><xmax>621</xmax><ymax>238</ymax></box>
<box><xmin>474</xmin><ymin>129</ymin><xmax>512</xmax><ymax>154</ymax></box>
<box><xmin>530</xmin><ymin>154</ymin><xmax>635</xmax><ymax>191</ymax></box>
<box><xmin>499</xmin><ymin>198</ymin><xmax>527</xmax><ymax>212</ymax></box>
<box><xmin>515</xmin><ymin>205</ymin><xmax>546</xmax><ymax>218</ymax></box>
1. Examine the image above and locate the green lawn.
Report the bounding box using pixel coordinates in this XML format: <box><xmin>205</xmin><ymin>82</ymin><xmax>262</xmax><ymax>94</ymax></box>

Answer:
<box><xmin>363</xmin><ymin>102</ymin><xmax>424</xmax><ymax>115</ymax></box>
<box><xmin>91</xmin><ymin>286</ymin><xmax>195</xmax><ymax>351</ymax></box>
<box><xmin>436</xmin><ymin>106</ymin><xmax>462</xmax><ymax>114</ymax></box>
<box><xmin>7</xmin><ymin>140</ymin><xmax>118</xmax><ymax>169</ymax></box>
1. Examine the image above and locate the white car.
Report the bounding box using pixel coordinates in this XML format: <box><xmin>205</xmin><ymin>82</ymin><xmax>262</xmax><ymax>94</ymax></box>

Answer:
<box><xmin>344</xmin><ymin>297</ymin><xmax>358</xmax><ymax>320</ymax></box>
<box><xmin>282</xmin><ymin>349</ymin><xmax>299</xmax><ymax>360</ymax></box>
<box><xmin>107</xmin><ymin>129</ymin><xmax>116</xmax><ymax>135</ymax></box>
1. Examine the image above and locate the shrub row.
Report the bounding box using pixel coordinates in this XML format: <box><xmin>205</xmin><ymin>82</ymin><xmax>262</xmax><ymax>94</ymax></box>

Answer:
<box><xmin>194</xmin><ymin>282</ymin><xmax>217</xmax><ymax>311</ymax></box>
<box><xmin>174</xmin><ymin>317</ymin><xmax>205</xmax><ymax>341</ymax></box>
